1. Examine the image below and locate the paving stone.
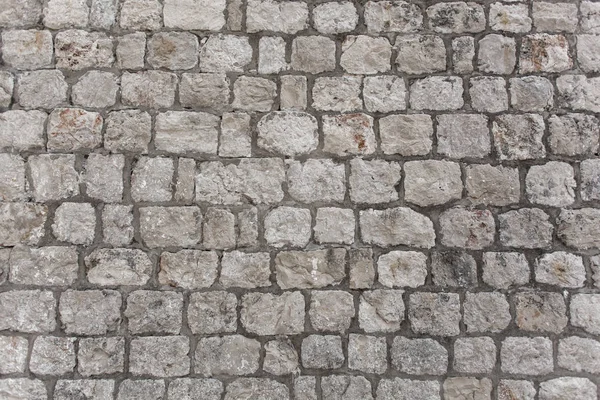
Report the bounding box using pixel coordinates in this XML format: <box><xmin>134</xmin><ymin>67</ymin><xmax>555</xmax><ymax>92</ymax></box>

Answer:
<box><xmin>0</xmin><ymin>290</ymin><xmax>56</xmax><ymax>333</ymax></box>
<box><xmin>119</xmin><ymin>0</ymin><xmax>162</xmax><ymax>30</ymax></box>
<box><xmin>510</xmin><ymin>76</ymin><xmax>554</xmax><ymax>112</ymax></box>
<box><xmin>443</xmin><ymin>378</ymin><xmax>492</xmax><ymax>400</ymax></box>
<box><xmin>377</xmin><ymin>379</ymin><xmax>441</xmax><ymax>400</ymax></box>
<box><xmin>224</xmin><ymin>378</ymin><xmax>289</xmax><ymax>400</ymax></box>
<box><xmin>535</xmin><ymin>252</ymin><xmax>585</xmax><ymax>288</ymax></box>
<box><xmin>258</xmin><ymin>36</ymin><xmax>287</xmax><ymax>74</ymax></box>
<box><xmin>125</xmin><ymin>290</ymin><xmax>183</xmax><ymax>334</ymax></box>
<box><xmin>195</xmin><ymin>335</ymin><xmax>260</xmax><ymax>376</ymax></box>
<box><xmin>482</xmin><ymin>253</ymin><xmax>531</xmax><ymax>289</ymax></box>
<box><xmin>404</xmin><ymin>160</ymin><xmax>462</xmax><ymax>207</ymax></box>
<box><xmin>0</xmin><ymin>336</ymin><xmax>28</xmax><ymax>373</ymax></box>
<box><xmin>117</xmin><ymin>380</ymin><xmax>165</xmax><ymax>400</ymax></box>
<box><xmin>439</xmin><ymin>208</ymin><xmax>495</xmax><ymax>250</ymax></box>
<box><xmin>0</xmin><ymin>379</ymin><xmax>47</xmax><ymax>400</ymax></box>
<box><xmin>395</xmin><ymin>35</ymin><xmax>446</xmax><ymax>74</ymax></box>
<box><xmin>72</xmin><ymin>71</ymin><xmax>118</xmax><ymax>108</ymax></box>
<box><xmin>571</xmin><ymin>294</ymin><xmax>600</xmax><ymax>334</ymax></box>
<box><xmin>288</xmin><ymin>159</ymin><xmax>346</xmax><ymax>203</ymax></box>
<box><xmin>322</xmin><ymin>113</ymin><xmax>376</xmax><ymax>156</ymax></box>
<box><xmin>130</xmin><ymin>336</ymin><xmax>189</xmax><ymax>377</ymax></box>
<box><xmin>378</xmin><ymin>250</ymin><xmax>427</xmax><ymax>288</ymax></box>
<box><xmin>247</xmin><ymin>0</ymin><xmax>308</xmax><ymax>33</ymax></box>
<box><xmin>116</xmin><ymin>33</ymin><xmax>146</xmax><ymax>69</ymax></box>
<box><xmin>200</xmin><ymin>34</ymin><xmax>253</xmax><ymax>72</ymax></box>
<box><xmin>258</xmin><ymin>111</ymin><xmax>318</xmax><ymax>156</ymax></box>
<box><xmin>493</xmin><ymin>114</ymin><xmax>546</xmax><ymax>160</ymax></box>
<box><xmin>341</xmin><ymin>35</ymin><xmax>391</xmax><ymax>74</ymax></box>
<box><xmin>466</xmin><ymin>164</ymin><xmax>520</xmax><ymax>206</ymax></box>
<box><xmin>454</xmin><ymin>337</ymin><xmax>496</xmax><ymax>374</ymax></box>
<box><xmin>280</xmin><ymin>75</ymin><xmax>307</xmax><ymax>110</ymax></box>
<box><xmin>515</xmin><ymin>291</ymin><xmax>567</xmax><ymax>333</ymax></box>
<box><xmin>54</xmin><ymin>380</ymin><xmax>115</xmax><ymax>400</ymax></box>
<box><xmin>313</xmin><ymin>2</ymin><xmax>357</xmax><ymax>34</ymax></box>
<box><xmin>348</xmin><ymin>334</ymin><xmax>387</xmax><ymax>374</ymax></box>
<box><xmin>557</xmin><ymin>208</ymin><xmax>600</xmax><ymax>250</ymax></box>
<box><xmin>84</xmin><ymin>153</ymin><xmax>124</xmax><ymax>203</ymax></box>
<box><xmin>464</xmin><ymin>292</ymin><xmax>511</xmax><ymax>333</ymax></box>
<box><xmin>180</xmin><ymin>73</ymin><xmax>230</xmax><ymax>110</ymax></box>
<box><xmin>232</xmin><ymin>76</ymin><xmax>276</xmax><ymax>112</ymax></box>
<box><xmin>410</xmin><ymin>76</ymin><xmax>464</xmax><ymax>110</ymax></box>
<box><xmin>431</xmin><ymin>250</ymin><xmax>477</xmax><ymax>288</ymax></box>
<box><xmin>263</xmin><ymin>339</ymin><xmax>299</xmax><ymax>375</ymax></box>
<box><xmin>427</xmin><ymin>2</ymin><xmax>485</xmax><ymax>33</ymax></box>
<box><xmin>322</xmin><ymin>375</ymin><xmax>373</xmax><ymax>400</ymax></box>
<box><xmin>47</xmin><ymin>108</ymin><xmax>103</xmax><ymax>152</ymax></box>
<box><xmin>364</xmin><ymin>1</ymin><xmax>423</xmax><ymax>33</ymax></box>
<box><xmin>349</xmin><ymin>248</ymin><xmax>375</xmax><ymax>289</ymax></box>
<box><xmin>291</xmin><ymin>36</ymin><xmax>336</xmax><ymax>74</ymax></box>
<box><xmin>498</xmin><ymin>381</ymin><xmax>536</xmax><ymax>400</ymax></box>
<box><xmin>533</xmin><ymin>2</ymin><xmax>577</xmax><ymax>32</ymax></box>
<box><xmin>520</xmin><ymin>34</ymin><xmax>572</xmax><ymax>73</ymax></box>
<box><xmin>8</xmin><ymin>245</ymin><xmax>78</xmax><ymax>286</ymax></box>
<box><xmin>55</xmin><ymin>30</ymin><xmax>113</xmax><ymax>70</ymax></box>
<box><xmin>18</xmin><ymin>70</ymin><xmax>68</xmax><ymax>109</ymax></box>
<box><xmin>140</xmin><ymin>206</ymin><xmax>202</xmax><ymax>248</ymax></box>
<box><xmin>359</xmin><ymin>289</ymin><xmax>405</xmax><ymax>333</ymax></box>
<box><xmin>478</xmin><ymin>34</ymin><xmax>516</xmax><ymax>74</ymax></box>
<box><xmin>470</xmin><ymin>76</ymin><xmax>508</xmax><ymax>113</ymax></box>
<box><xmin>379</xmin><ymin>114</ymin><xmax>432</xmax><ymax>156</ymax></box>
<box><xmin>78</xmin><ymin>337</ymin><xmax>125</xmax><ymax>376</ymax></box>
<box><xmin>392</xmin><ymin>337</ymin><xmax>448</xmax><ymax>375</ymax></box>
<box><xmin>122</xmin><ymin>71</ymin><xmax>177</xmax><ymax>109</ymax></box>
<box><xmin>0</xmin><ymin>110</ymin><xmax>46</xmax><ymax>151</ymax></box>
<box><xmin>539</xmin><ymin>378</ymin><xmax>597</xmax><ymax>400</ymax></box>
<box><xmin>501</xmin><ymin>337</ymin><xmax>553</xmax><ymax>375</ymax></box>
<box><xmin>363</xmin><ymin>75</ymin><xmax>407</xmax><ymax>112</ymax></box>
<box><xmin>220</xmin><ymin>251</ymin><xmax>271</xmax><ymax>288</ymax></box>
<box><xmin>101</xmin><ymin>206</ymin><xmax>134</xmax><ymax>247</ymax></box>
<box><xmin>301</xmin><ymin>335</ymin><xmax>344</xmax><ymax>369</ymax></box>
<box><xmin>349</xmin><ymin>158</ymin><xmax>400</xmax><ymax>204</ymax></box>
<box><xmin>59</xmin><ymin>290</ymin><xmax>121</xmax><ymax>335</ymax></box>
<box><xmin>264</xmin><ymin>206</ymin><xmax>311</xmax><ymax>248</ymax></box>
<box><xmin>188</xmin><ymin>291</ymin><xmax>237</xmax><ymax>334</ymax></box>
<box><xmin>241</xmin><ymin>291</ymin><xmax>305</xmax><ymax>335</ymax></box>
<box><xmin>490</xmin><ymin>3</ymin><xmax>531</xmax><ymax>32</ymax></box>
<box><xmin>453</xmin><ymin>36</ymin><xmax>475</xmax><ymax>73</ymax></box>
<box><xmin>1</xmin><ymin>30</ymin><xmax>53</xmax><ymax>70</ymax></box>
<box><xmin>30</xmin><ymin>336</ymin><xmax>76</xmax><ymax>376</ymax></box>
<box><xmin>314</xmin><ymin>208</ymin><xmax>355</xmax><ymax>244</ymax></box>
<box><xmin>558</xmin><ymin>336</ymin><xmax>600</xmax><ymax>374</ymax></box>
<box><xmin>409</xmin><ymin>293</ymin><xmax>461</xmax><ymax>336</ymax></box>
<box><xmin>167</xmin><ymin>379</ymin><xmax>223</xmax><ymax>400</ymax></box>
<box><xmin>0</xmin><ymin>202</ymin><xmax>47</xmax><ymax>246</ymax></box>
<box><xmin>52</xmin><ymin>202</ymin><xmax>96</xmax><ymax>245</ymax></box>
<box><xmin>164</xmin><ymin>0</ymin><xmax>225</xmax><ymax>30</ymax></box>
<box><xmin>105</xmin><ymin>110</ymin><xmax>152</xmax><ymax>153</ymax></box>
<box><xmin>499</xmin><ymin>208</ymin><xmax>553</xmax><ymax>249</ymax></box>
<box><xmin>360</xmin><ymin>207</ymin><xmax>435</xmax><ymax>248</ymax></box>
<box><xmin>0</xmin><ymin>0</ymin><xmax>43</xmax><ymax>28</ymax></box>
<box><xmin>309</xmin><ymin>290</ymin><xmax>355</xmax><ymax>333</ymax></box>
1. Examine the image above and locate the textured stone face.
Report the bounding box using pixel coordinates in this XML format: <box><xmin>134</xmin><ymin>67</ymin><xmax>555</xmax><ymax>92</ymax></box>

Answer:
<box><xmin>0</xmin><ymin>0</ymin><xmax>597</xmax><ymax>393</ymax></box>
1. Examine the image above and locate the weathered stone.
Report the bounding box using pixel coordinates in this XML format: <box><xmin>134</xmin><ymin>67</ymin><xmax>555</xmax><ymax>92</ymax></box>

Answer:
<box><xmin>477</xmin><ymin>34</ymin><xmax>516</xmax><ymax>74</ymax></box>
<box><xmin>349</xmin><ymin>158</ymin><xmax>400</xmax><ymax>204</ymax></box>
<box><xmin>515</xmin><ymin>291</ymin><xmax>567</xmax><ymax>333</ymax></box>
<box><xmin>392</xmin><ymin>337</ymin><xmax>448</xmax><ymax>375</ymax></box>
<box><xmin>258</xmin><ymin>36</ymin><xmax>287</xmax><ymax>74</ymax></box>
<box><xmin>121</xmin><ymin>71</ymin><xmax>177</xmax><ymax>108</ymax></box>
<box><xmin>427</xmin><ymin>2</ymin><xmax>485</xmax><ymax>33</ymax></box>
<box><xmin>557</xmin><ymin>208</ymin><xmax>600</xmax><ymax>249</ymax></box>
<box><xmin>571</xmin><ymin>294</ymin><xmax>600</xmax><ymax>334</ymax></box>
<box><xmin>378</xmin><ymin>251</ymin><xmax>427</xmax><ymax>288</ymax></box>
<box><xmin>141</xmin><ymin>209</ymin><xmax>200</xmax><ymax>248</ymax></box>
<box><xmin>556</xmin><ymin>75</ymin><xmax>600</xmax><ymax>113</ymax></box>
<box><xmin>364</xmin><ymin>1</ymin><xmax>423</xmax><ymax>33</ymax></box>
<box><xmin>188</xmin><ymin>291</ymin><xmax>237</xmax><ymax>334</ymax></box>
<box><xmin>498</xmin><ymin>381</ymin><xmax>536</xmax><ymax>400</ymax></box>
<box><xmin>363</xmin><ymin>75</ymin><xmax>406</xmax><ymax>112</ymax></box>
<box><xmin>348</xmin><ymin>334</ymin><xmax>387</xmax><ymax>374</ymax></box>
<box><xmin>54</xmin><ymin>380</ymin><xmax>115</xmax><ymax>400</ymax></box>
<box><xmin>18</xmin><ymin>70</ymin><xmax>68</xmax><ymax>109</ymax></box>
<box><xmin>287</xmin><ymin>159</ymin><xmax>345</xmax><ymax>203</ymax></box>
<box><xmin>558</xmin><ymin>336</ymin><xmax>600</xmax><ymax>374</ymax></box>
<box><xmin>225</xmin><ymin>378</ymin><xmax>289</xmax><ymax>400</ymax></box>
<box><xmin>220</xmin><ymin>251</ymin><xmax>270</xmax><ymax>288</ymax></box>
<box><xmin>437</xmin><ymin>114</ymin><xmax>490</xmax><ymax>158</ymax></box>
<box><xmin>237</xmin><ymin>208</ymin><xmax>259</xmax><ymax>247</ymax></box>
<box><xmin>118</xmin><ymin>380</ymin><xmax>165</xmax><ymax>400</ymax></box>
<box><xmin>105</xmin><ymin>110</ymin><xmax>152</xmax><ymax>153</ymax></box>
<box><xmin>379</xmin><ymin>114</ymin><xmax>432</xmax><ymax>156</ymax></box>
<box><xmin>130</xmin><ymin>336</ymin><xmax>189</xmax><ymax>377</ymax></box>
<box><xmin>1</xmin><ymin>30</ymin><xmax>53</xmax><ymax>70</ymax></box>
<box><xmin>200</xmin><ymin>34</ymin><xmax>252</xmax><ymax>72</ymax></box>
<box><xmin>0</xmin><ymin>0</ymin><xmax>42</xmax><ymax>28</ymax></box>
<box><xmin>0</xmin><ymin>110</ymin><xmax>46</xmax><ymax>151</ymax></box>
<box><xmin>47</xmin><ymin>108</ymin><xmax>103</xmax><ymax>151</ymax></box>
<box><xmin>167</xmin><ymin>379</ymin><xmax>223</xmax><ymax>400</ymax></box>
<box><xmin>241</xmin><ymin>291</ymin><xmax>305</xmax><ymax>335</ymax></box>
<box><xmin>439</xmin><ymin>208</ymin><xmax>495</xmax><ymax>250</ymax></box>
<box><xmin>409</xmin><ymin>293</ymin><xmax>461</xmax><ymax>336</ymax></box>
<box><xmin>535</xmin><ymin>252</ymin><xmax>585</xmax><ymax>288</ymax></box>
<box><xmin>0</xmin><ymin>203</ymin><xmax>47</xmax><ymax>246</ymax></box>
<box><xmin>257</xmin><ymin>111</ymin><xmax>318</xmax><ymax>156</ymax></box>
<box><xmin>341</xmin><ymin>35</ymin><xmax>392</xmax><ymax>74</ymax></box>
<box><xmin>78</xmin><ymin>337</ymin><xmax>124</xmax><ymax>376</ymax></box>
<box><xmin>533</xmin><ymin>2</ymin><xmax>578</xmax><ymax>32</ymax></box>
<box><xmin>539</xmin><ymin>378</ymin><xmax>597</xmax><ymax>400</ymax></box>
<box><xmin>464</xmin><ymin>292</ymin><xmax>511</xmax><ymax>333</ymax></box>
<box><xmin>280</xmin><ymin>75</ymin><xmax>307</xmax><ymax>110</ymax></box>
<box><xmin>0</xmin><ymin>154</ymin><xmax>25</xmax><ymax>201</ymax></box>
<box><xmin>295</xmin><ymin>377</ymin><xmax>317</xmax><ymax>400</ymax></box>
<box><xmin>196</xmin><ymin>158</ymin><xmax>285</xmax><ymax>205</ymax></box>
<box><xmin>322</xmin><ymin>376</ymin><xmax>373</xmax><ymax>400</ymax></box>
<box><xmin>84</xmin><ymin>153</ymin><xmax>124</xmax><ymax>202</ymax></box>
<box><xmin>247</xmin><ymin>0</ymin><xmax>308</xmax><ymax>33</ymax></box>
<box><xmin>195</xmin><ymin>335</ymin><xmax>260</xmax><ymax>376</ymax></box>
<box><xmin>263</xmin><ymin>339</ymin><xmax>299</xmax><ymax>375</ymax></box>
<box><xmin>313</xmin><ymin>2</ymin><xmax>357</xmax><ymax>34</ymax></box>
<box><xmin>275</xmin><ymin>249</ymin><xmax>346</xmax><ymax>289</ymax></box>
<box><xmin>0</xmin><ymin>290</ymin><xmax>55</xmax><ymax>333</ymax></box>
<box><xmin>0</xmin><ymin>71</ymin><xmax>13</xmax><ymax>108</ymax></box>
<box><xmin>404</xmin><ymin>160</ymin><xmax>462</xmax><ymax>206</ymax></box>
<box><xmin>219</xmin><ymin>112</ymin><xmax>251</xmax><ymax>157</ymax></box>
<box><xmin>359</xmin><ymin>289</ymin><xmax>404</xmax><ymax>332</ymax></box>
<box><xmin>55</xmin><ymin>30</ymin><xmax>113</xmax><ymax>70</ymax></box>
<box><xmin>501</xmin><ymin>337</ymin><xmax>553</xmax><ymax>375</ymax></box>
<box><xmin>155</xmin><ymin>111</ymin><xmax>219</xmax><ymax>154</ymax></box>
<box><xmin>410</xmin><ymin>76</ymin><xmax>464</xmax><ymax>110</ymax></box>
<box><xmin>180</xmin><ymin>73</ymin><xmax>229</xmax><ymax>111</ymax></box>
<box><xmin>301</xmin><ymin>335</ymin><xmax>344</xmax><ymax>369</ymax></box>
<box><xmin>264</xmin><ymin>206</ymin><xmax>310</xmax><ymax>248</ymax></box>
<box><xmin>44</xmin><ymin>0</ymin><xmax>88</xmax><ymax>28</ymax></box>
<box><xmin>360</xmin><ymin>207</ymin><xmax>435</xmax><ymax>248</ymax></box>
<box><xmin>578</xmin><ymin>35</ymin><xmax>600</xmax><ymax>73</ymax></box>
<box><xmin>90</xmin><ymin>0</ymin><xmax>118</xmax><ymax>29</ymax></box>
<box><xmin>396</xmin><ymin>35</ymin><xmax>445</xmax><ymax>74</ymax></box>
<box><xmin>8</xmin><ymin>245</ymin><xmax>78</xmax><ymax>286</ymax></box>
<box><xmin>520</xmin><ymin>34</ymin><xmax>572</xmax><ymax>73</ymax></box>
<box><xmin>159</xmin><ymin>250</ymin><xmax>218</xmax><ymax>289</ymax></box>
<box><xmin>313</xmin><ymin>76</ymin><xmax>362</xmax><ymax>112</ymax></box>
<box><xmin>309</xmin><ymin>291</ymin><xmax>354</xmax><ymax>333</ymax></box>
<box><xmin>164</xmin><ymin>0</ymin><xmax>225</xmax><ymax>30</ymax></box>
<box><xmin>470</xmin><ymin>76</ymin><xmax>509</xmax><ymax>112</ymax></box>
<box><xmin>314</xmin><ymin>208</ymin><xmax>355</xmax><ymax>244</ymax></box>
<box><xmin>0</xmin><ymin>336</ymin><xmax>28</xmax><ymax>373</ymax></box>
<box><xmin>30</xmin><ymin>336</ymin><xmax>76</xmax><ymax>376</ymax></box>
<box><xmin>581</xmin><ymin>159</ymin><xmax>600</xmax><ymax>201</ymax></box>
<box><xmin>119</xmin><ymin>0</ymin><xmax>162</xmax><ymax>30</ymax></box>
<box><xmin>492</xmin><ymin>114</ymin><xmax>546</xmax><ymax>160</ymax></box>
<box><xmin>148</xmin><ymin>32</ymin><xmax>198</xmax><ymax>70</ymax></box>
<box><xmin>116</xmin><ymin>33</ymin><xmax>146</xmax><ymax>70</ymax></box>
<box><xmin>101</xmin><ymin>205</ymin><xmax>134</xmax><ymax>246</ymax></box>
<box><xmin>232</xmin><ymin>76</ymin><xmax>277</xmax><ymax>112</ymax></box>
<box><xmin>581</xmin><ymin>1</ymin><xmax>600</xmax><ymax>33</ymax></box>
<box><xmin>377</xmin><ymin>379</ymin><xmax>441</xmax><ymax>400</ymax></box>
<box><xmin>443</xmin><ymin>378</ymin><xmax>492</xmax><ymax>400</ymax></box>
<box><xmin>72</xmin><ymin>71</ymin><xmax>118</xmax><ymax>108</ymax></box>
<box><xmin>499</xmin><ymin>208</ymin><xmax>553</xmax><ymax>249</ymax></box>
<box><xmin>431</xmin><ymin>250</ymin><xmax>477</xmax><ymax>288</ymax></box>
<box><xmin>349</xmin><ymin>248</ymin><xmax>375</xmax><ymax>289</ymax></box>
<box><xmin>52</xmin><ymin>202</ymin><xmax>96</xmax><ymax>245</ymax></box>
<box><xmin>510</xmin><ymin>76</ymin><xmax>554</xmax><ymax>112</ymax></box>
<box><xmin>59</xmin><ymin>290</ymin><xmax>121</xmax><ymax>335</ymax></box>
<box><xmin>323</xmin><ymin>113</ymin><xmax>375</xmax><ymax>156</ymax></box>
<box><xmin>466</xmin><ymin>164</ymin><xmax>520</xmax><ymax>206</ymax></box>
<box><xmin>202</xmin><ymin>208</ymin><xmax>235</xmax><ymax>249</ymax></box>
<box><xmin>125</xmin><ymin>290</ymin><xmax>183</xmax><ymax>334</ymax></box>
<box><xmin>490</xmin><ymin>3</ymin><xmax>531</xmax><ymax>33</ymax></box>
<box><xmin>453</xmin><ymin>36</ymin><xmax>475</xmax><ymax>73</ymax></box>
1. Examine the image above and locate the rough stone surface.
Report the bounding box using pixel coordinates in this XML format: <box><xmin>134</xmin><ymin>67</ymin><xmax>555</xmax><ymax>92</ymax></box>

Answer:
<box><xmin>0</xmin><ymin>1</ymin><xmax>596</xmax><ymax>393</ymax></box>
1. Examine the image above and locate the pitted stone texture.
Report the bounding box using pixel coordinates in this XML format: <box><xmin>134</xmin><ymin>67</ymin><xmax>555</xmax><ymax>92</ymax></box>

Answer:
<box><xmin>404</xmin><ymin>160</ymin><xmax>462</xmax><ymax>207</ymax></box>
<box><xmin>0</xmin><ymin>336</ymin><xmax>28</xmax><ymax>373</ymax></box>
<box><xmin>241</xmin><ymin>291</ymin><xmax>305</xmax><ymax>335</ymax></box>
<box><xmin>309</xmin><ymin>290</ymin><xmax>355</xmax><ymax>333</ymax></box>
<box><xmin>180</xmin><ymin>73</ymin><xmax>230</xmax><ymax>111</ymax></box>
<box><xmin>313</xmin><ymin>76</ymin><xmax>362</xmax><ymax>112</ymax></box>
<box><xmin>466</xmin><ymin>164</ymin><xmax>520</xmax><ymax>206</ymax></box>
<box><xmin>220</xmin><ymin>251</ymin><xmax>271</xmax><ymax>288</ymax></box>
<box><xmin>558</xmin><ymin>336</ymin><xmax>600</xmax><ymax>374</ymax></box>
<box><xmin>125</xmin><ymin>290</ymin><xmax>183</xmax><ymax>334</ymax></box>
<box><xmin>427</xmin><ymin>2</ymin><xmax>485</xmax><ymax>33</ymax></box>
<box><xmin>18</xmin><ymin>70</ymin><xmax>68</xmax><ymax>109</ymax></box>
<box><xmin>443</xmin><ymin>378</ymin><xmax>492</xmax><ymax>400</ymax></box>
<box><xmin>232</xmin><ymin>76</ymin><xmax>276</xmax><ymax>112</ymax></box>
<box><xmin>377</xmin><ymin>379</ymin><xmax>441</xmax><ymax>400</ymax></box>
<box><xmin>395</xmin><ymin>35</ymin><xmax>446</xmax><ymax>74</ymax></box>
<box><xmin>158</xmin><ymin>250</ymin><xmax>217</xmax><ymax>289</ymax></box>
<box><xmin>314</xmin><ymin>208</ymin><xmax>355</xmax><ymax>245</ymax></box>
<box><xmin>349</xmin><ymin>334</ymin><xmax>387</xmax><ymax>374</ymax></box>
<box><xmin>313</xmin><ymin>2</ymin><xmax>358</xmax><ymax>34</ymax></box>
<box><xmin>501</xmin><ymin>337</ymin><xmax>554</xmax><ymax>375</ymax></box>
<box><xmin>0</xmin><ymin>110</ymin><xmax>46</xmax><ymax>151</ymax></box>
<box><xmin>378</xmin><ymin>250</ymin><xmax>427</xmax><ymax>288</ymax></box>
<box><xmin>470</xmin><ymin>77</ymin><xmax>509</xmax><ymax>113</ymax></box>
<box><xmin>359</xmin><ymin>289</ymin><xmax>405</xmax><ymax>333</ymax></box>
<box><xmin>122</xmin><ymin>71</ymin><xmax>177</xmax><ymax>109</ymax></box>
<box><xmin>72</xmin><ymin>71</ymin><xmax>118</xmax><ymax>109</ymax></box>
<box><xmin>2</xmin><ymin>30</ymin><xmax>53</xmax><ymax>70</ymax></box>
<box><xmin>55</xmin><ymin>30</ymin><xmax>114</xmax><ymax>70</ymax></box>
<box><xmin>78</xmin><ymin>337</ymin><xmax>125</xmax><ymax>376</ymax></box>
<box><xmin>264</xmin><ymin>207</ymin><xmax>311</xmax><ymax>248</ymax></box>
<box><xmin>437</xmin><ymin>114</ymin><xmax>490</xmax><ymax>158</ymax></box>
<box><xmin>0</xmin><ymin>290</ymin><xmax>56</xmax><ymax>333</ymax></box>
<box><xmin>360</xmin><ymin>207</ymin><xmax>435</xmax><ymax>248</ymax></box>
<box><xmin>101</xmin><ymin>206</ymin><xmax>135</xmax><ymax>247</ymax></box>
<box><xmin>410</xmin><ymin>76</ymin><xmax>464</xmax><ymax>110</ymax></box>
<box><xmin>59</xmin><ymin>290</ymin><xmax>121</xmax><ymax>336</ymax></box>
<box><xmin>533</xmin><ymin>2</ymin><xmax>577</xmax><ymax>32</ymax></box>
<box><xmin>409</xmin><ymin>292</ymin><xmax>461</xmax><ymax>336</ymax></box>
<box><xmin>247</xmin><ymin>0</ymin><xmax>308</xmax><ymax>34</ymax></box>
<box><xmin>535</xmin><ymin>252</ymin><xmax>585</xmax><ymax>288</ymax></box>
<box><xmin>557</xmin><ymin>208</ymin><xmax>600</xmax><ymax>250</ymax></box>
<box><xmin>539</xmin><ymin>378</ymin><xmax>597</xmax><ymax>400</ymax></box>
<box><xmin>363</xmin><ymin>76</ymin><xmax>407</xmax><ymax>112</ymax></box>
<box><xmin>301</xmin><ymin>335</ymin><xmax>344</xmax><ymax>369</ymax></box>
<box><xmin>164</xmin><ymin>0</ymin><xmax>225</xmax><ymax>30</ymax></box>
<box><xmin>379</xmin><ymin>114</ymin><xmax>432</xmax><ymax>156</ymax></box>
<box><xmin>84</xmin><ymin>153</ymin><xmax>124</xmax><ymax>203</ymax></box>
<box><xmin>225</xmin><ymin>378</ymin><xmax>289</xmax><ymax>400</ymax></box>
<box><xmin>54</xmin><ymin>380</ymin><xmax>115</xmax><ymax>400</ymax></box>
<box><xmin>8</xmin><ymin>245</ymin><xmax>78</xmax><ymax>286</ymax></box>
<box><xmin>0</xmin><ymin>0</ymin><xmax>43</xmax><ymax>28</ymax></box>
<box><xmin>499</xmin><ymin>208</ymin><xmax>553</xmax><ymax>249</ymax></box>
<box><xmin>515</xmin><ymin>291</ymin><xmax>567</xmax><ymax>333</ymax></box>
<box><xmin>498</xmin><ymin>381</ymin><xmax>536</xmax><ymax>400</ymax></box>
<box><xmin>526</xmin><ymin>162</ymin><xmax>575</xmax><ymax>207</ymax></box>
<box><xmin>493</xmin><ymin>114</ymin><xmax>546</xmax><ymax>160</ymax></box>
<box><xmin>571</xmin><ymin>294</ymin><xmax>600</xmax><ymax>335</ymax></box>
<box><xmin>341</xmin><ymin>35</ymin><xmax>392</xmax><ymax>74</ymax></box>
<box><xmin>263</xmin><ymin>339</ymin><xmax>299</xmax><ymax>375</ymax></box>
<box><xmin>188</xmin><ymin>291</ymin><xmax>237</xmax><ymax>334</ymax></box>
<box><xmin>520</xmin><ymin>34</ymin><xmax>572</xmax><ymax>73</ymax></box>
<box><xmin>439</xmin><ymin>208</ymin><xmax>495</xmax><ymax>250</ymax></box>
<box><xmin>464</xmin><ymin>292</ymin><xmax>511</xmax><ymax>333</ymax></box>
<box><xmin>116</xmin><ymin>33</ymin><xmax>146</xmax><ymax>70</ymax></box>
<box><xmin>105</xmin><ymin>110</ymin><xmax>152</xmax><ymax>153</ymax></box>
<box><xmin>119</xmin><ymin>0</ymin><xmax>162</xmax><ymax>30</ymax></box>
<box><xmin>130</xmin><ymin>336</ymin><xmax>190</xmax><ymax>377</ymax></box>
<box><xmin>167</xmin><ymin>379</ymin><xmax>223</xmax><ymax>400</ymax></box>
<box><xmin>364</xmin><ymin>1</ymin><xmax>423</xmax><ymax>33</ymax></box>
<box><xmin>140</xmin><ymin>207</ymin><xmax>202</xmax><ymax>248</ymax></box>
<box><xmin>322</xmin><ymin>376</ymin><xmax>373</xmax><ymax>400</ymax></box>
<box><xmin>350</xmin><ymin>158</ymin><xmax>400</xmax><ymax>204</ymax></box>
<box><xmin>196</xmin><ymin>335</ymin><xmax>260</xmax><ymax>376</ymax></box>
<box><xmin>0</xmin><ymin>202</ymin><xmax>47</xmax><ymax>246</ymax></box>
<box><xmin>291</xmin><ymin>36</ymin><xmax>336</xmax><ymax>74</ymax></box>
<box><xmin>392</xmin><ymin>337</ymin><xmax>448</xmax><ymax>375</ymax></box>
<box><xmin>287</xmin><ymin>159</ymin><xmax>346</xmax><ymax>203</ymax></box>
<box><xmin>478</xmin><ymin>34</ymin><xmax>516</xmax><ymax>74</ymax></box>
<box><xmin>490</xmin><ymin>3</ymin><xmax>531</xmax><ymax>33</ymax></box>
<box><xmin>323</xmin><ymin>113</ymin><xmax>376</xmax><ymax>156</ymax></box>
<box><xmin>431</xmin><ymin>250</ymin><xmax>477</xmax><ymax>288</ymax></box>
<box><xmin>52</xmin><ymin>202</ymin><xmax>96</xmax><ymax>245</ymax></box>
<box><xmin>30</xmin><ymin>336</ymin><xmax>76</xmax><ymax>376</ymax></box>
<box><xmin>258</xmin><ymin>111</ymin><xmax>318</xmax><ymax>156</ymax></box>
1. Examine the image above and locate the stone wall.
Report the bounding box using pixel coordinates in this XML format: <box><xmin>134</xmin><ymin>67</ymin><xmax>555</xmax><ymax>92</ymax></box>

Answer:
<box><xmin>0</xmin><ymin>0</ymin><xmax>599</xmax><ymax>399</ymax></box>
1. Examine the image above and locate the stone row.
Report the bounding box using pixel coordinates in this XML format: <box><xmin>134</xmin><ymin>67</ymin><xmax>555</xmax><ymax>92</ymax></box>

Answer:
<box><xmin>1</xmin><ymin>375</ymin><xmax>598</xmax><ymax>400</ymax></box>
<box><xmin>2</xmin><ymin>28</ymin><xmax>599</xmax><ymax>76</ymax></box>
<box><xmin>3</xmin><ymin>0</ymin><xmax>600</xmax><ymax>36</ymax></box>
<box><xmin>3</xmin><ymin>288</ymin><xmax>600</xmax><ymax>336</ymax></box>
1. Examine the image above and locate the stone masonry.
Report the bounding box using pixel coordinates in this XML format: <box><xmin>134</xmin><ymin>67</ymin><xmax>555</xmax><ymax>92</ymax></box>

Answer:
<box><xmin>0</xmin><ymin>0</ymin><xmax>600</xmax><ymax>399</ymax></box>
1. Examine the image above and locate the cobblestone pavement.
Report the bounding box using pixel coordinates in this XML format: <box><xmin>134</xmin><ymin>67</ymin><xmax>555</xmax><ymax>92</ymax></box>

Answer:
<box><xmin>1</xmin><ymin>0</ymin><xmax>600</xmax><ymax>399</ymax></box>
